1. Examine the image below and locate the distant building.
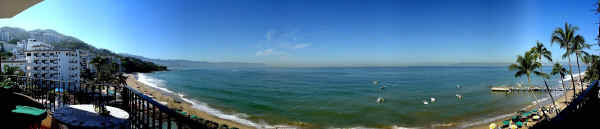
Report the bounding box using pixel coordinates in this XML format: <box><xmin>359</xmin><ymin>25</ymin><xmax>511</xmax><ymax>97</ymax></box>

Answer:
<box><xmin>0</xmin><ymin>31</ymin><xmax>11</xmax><ymax>41</ymax></box>
<box><xmin>78</xmin><ymin>50</ymin><xmax>95</xmax><ymax>73</ymax></box>
<box><xmin>2</xmin><ymin>39</ymin><xmax>82</xmax><ymax>84</ymax></box>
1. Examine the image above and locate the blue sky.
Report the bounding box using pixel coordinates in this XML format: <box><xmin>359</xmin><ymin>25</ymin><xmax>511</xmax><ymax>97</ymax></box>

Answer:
<box><xmin>1</xmin><ymin>0</ymin><xmax>599</xmax><ymax>67</ymax></box>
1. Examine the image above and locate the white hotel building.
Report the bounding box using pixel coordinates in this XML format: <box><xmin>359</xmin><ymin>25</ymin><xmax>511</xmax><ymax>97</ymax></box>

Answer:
<box><xmin>7</xmin><ymin>39</ymin><xmax>81</xmax><ymax>82</ymax></box>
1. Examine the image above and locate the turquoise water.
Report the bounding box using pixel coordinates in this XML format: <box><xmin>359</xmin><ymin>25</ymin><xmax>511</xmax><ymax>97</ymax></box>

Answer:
<box><xmin>138</xmin><ymin>66</ymin><xmax>569</xmax><ymax>128</ymax></box>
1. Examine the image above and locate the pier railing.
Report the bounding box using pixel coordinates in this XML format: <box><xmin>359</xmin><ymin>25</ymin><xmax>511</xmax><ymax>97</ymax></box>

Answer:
<box><xmin>0</xmin><ymin>75</ymin><xmax>236</xmax><ymax>129</ymax></box>
<box><xmin>531</xmin><ymin>80</ymin><xmax>600</xmax><ymax>128</ymax></box>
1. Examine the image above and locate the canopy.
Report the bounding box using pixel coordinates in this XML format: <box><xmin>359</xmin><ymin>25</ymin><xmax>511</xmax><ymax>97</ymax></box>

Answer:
<box><xmin>0</xmin><ymin>0</ymin><xmax>42</xmax><ymax>18</ymax></box>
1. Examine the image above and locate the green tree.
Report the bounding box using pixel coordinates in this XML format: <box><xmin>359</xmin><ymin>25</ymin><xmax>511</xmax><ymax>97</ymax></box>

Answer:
<box><xmin>564</xmin><ymin>35</ymin><xmax>590</xmax><ymax>92</ymax></box>
<box><xmin>509</xmin><ymin>52</ymin><xmax>541</xmax><ymax>83</ymax></box>
<box><xmin>509</xmin><ymin>51</ymin><xmax>547</xmax><ymax>117</ymax></box>
<box><xmin>90</xmin><ymin>56</ymin><xmax>110</xmax><ymax>82</ymax></box>
<box><xmin>7</xmin><ymin>39</ymin><xmax>19</xmax><ymax>44</ymax></box>
<box><xmin>584</xmin><ymin>55</ymin><xmax>600</xmax><ymax>81</ymax></box>
<box><xmin>551</xmin><ymin>23</ymin><xmax>580</xmax><ymax>98</ymax></box>
<box><xmin>552</xmin><ymin>63</ymin><xmax>569</xmax><ymax>101</ymax></box>
<box><xmin>2</xmin><ymin>65</ymin><xmax>22</xmax><ymax>76</ymax></box>
<box><xmin>529</xmin><ymin>41</ymin><xmax>558</xmax><ymax>114</ymax></box>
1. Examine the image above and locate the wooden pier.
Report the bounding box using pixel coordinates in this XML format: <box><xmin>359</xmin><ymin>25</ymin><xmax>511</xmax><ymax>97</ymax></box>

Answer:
<box><xmin>490</xmin><ymin>86</ymin><xmax>565</xmax><ymax>92</ymax></box>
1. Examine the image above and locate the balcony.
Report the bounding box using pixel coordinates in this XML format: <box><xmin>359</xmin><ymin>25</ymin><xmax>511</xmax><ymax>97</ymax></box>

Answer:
<box><xmin>0</xmin><ymin>75</ymin><xmax>237</xmax><ymax>129</ymax></box>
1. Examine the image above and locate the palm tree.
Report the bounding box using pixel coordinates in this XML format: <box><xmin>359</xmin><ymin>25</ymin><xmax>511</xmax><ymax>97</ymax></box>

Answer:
<box><xmin>551</xmin><ymin>63</ymin><xmax>568</xmax><ymax>101</ymax></box>
<box><xmin>529</xmin><ymin>41</ymin><xmax>558</xmax><ymax>114</ymax></box>
<box><xmin>90</xmin><ymin>57</ymin><xmax>109</xmax><ymax>81</ymax></box>
<box><xmin>551</xmin><ymin>22</ymin><xmax>579</xmax><ymax>98</ymax></box>
<box><xmin>583</xmin><ymin>55</ymin><xmax>600</xmax><ymax>81</ymax></box>
<box><xmin>509</xmin><ymin>51</ymin><xmax>543</xmax><ymax>83</ymax></box>
<box><xmin>566</xmin><ymin>35</ymin><xmax>590</xmax><ymax>92</ymax></box>
<box><xmin>509</xmin><ymin>51</ymin><xmax>547</xmax><ymax>116</ymax></box>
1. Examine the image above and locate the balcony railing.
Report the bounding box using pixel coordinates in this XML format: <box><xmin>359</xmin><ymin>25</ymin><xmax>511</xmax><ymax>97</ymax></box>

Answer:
<box><xmin>0</xmin><ymin>75</ymin><xmax>237</xmax><ymax>129</ymax></box>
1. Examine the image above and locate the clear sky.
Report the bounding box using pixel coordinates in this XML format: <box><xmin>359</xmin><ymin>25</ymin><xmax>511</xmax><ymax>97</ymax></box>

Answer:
<box><xmin>1</xmin><ymin>0</ymin><xmax>598</xmax><ymax>67</ymax></box>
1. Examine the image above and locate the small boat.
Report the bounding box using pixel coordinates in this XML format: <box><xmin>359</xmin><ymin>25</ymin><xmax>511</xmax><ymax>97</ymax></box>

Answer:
<box><xmin>423</xmin><ymin>100</ymin><xmax>429</xmax><ymax>105</ymax></box>
<box><xmin>455</xmin><ymin>94</ymin><xmax>463</xmax><ymax>100</ymax></box>
<box><xmin>430</xmin><ymin>97</ymin><xmax>436</xmax><ymax>102</ymax></box>
<box><xmin>376</xmin><ymin>97</ymin><xmax>384</xmax><ymax>104</ymax></box>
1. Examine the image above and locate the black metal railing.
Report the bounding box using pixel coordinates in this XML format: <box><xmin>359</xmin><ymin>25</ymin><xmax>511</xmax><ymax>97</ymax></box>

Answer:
<box><xmin>0</xmin><ymin>75</ymin><xmax>238</xmax><ymax>129</ymax></box>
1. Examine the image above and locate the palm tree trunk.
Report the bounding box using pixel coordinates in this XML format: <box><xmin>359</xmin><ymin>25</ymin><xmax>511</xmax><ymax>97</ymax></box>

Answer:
<box><xmin>561</xmin><ymin>77</ymin><xmax>567</xmax><ymax>103</ymax></box>
<box><xmin>528</xmin><ymin>76</ymin><xmax>547</xmax><ymax>118</ymax></box>
<box><xmin>543</xmin><ymin>80</ymin><xmax>559</xmax><ymax>115</ymax></box>
<box><xmin>576</xmin><ymin>55</ymin><xmax>583</xmax><ymax>92</ymax></box>
<box><xmin>539</xmin><ymin>57</ymin><xmax>558</xmax><ymax>115</ymax></box>
<box><xmin>568</xmin><ymin>57</ymin><xmax>577</xmax><ymax>98</ymax></box>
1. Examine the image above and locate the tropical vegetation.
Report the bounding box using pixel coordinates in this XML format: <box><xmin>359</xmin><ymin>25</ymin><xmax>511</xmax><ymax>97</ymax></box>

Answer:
<box><xmin>528</xmin><ymin>41</ymin><xmax>558</xmax><ymax>114</ymax></box>
<box><xmin>120</xmin><ymin>57</ymin><xmax>167</xmax><ymax>73</ymax></box>
<box><xmin>551</xmin><ymin>23</ymin><xmax>583</xmax><ymax>98</ymax></box>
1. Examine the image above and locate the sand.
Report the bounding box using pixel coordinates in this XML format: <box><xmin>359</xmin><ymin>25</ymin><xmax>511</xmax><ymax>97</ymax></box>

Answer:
<box><xmin>465</xmin><ymin>79</ymin><xmax>589</xmax><ymax>129</ymax></box>
<box><xmin>125</xmin><ymin>74</ymin><xmax>256</xmax><ymax>129</ymax></box>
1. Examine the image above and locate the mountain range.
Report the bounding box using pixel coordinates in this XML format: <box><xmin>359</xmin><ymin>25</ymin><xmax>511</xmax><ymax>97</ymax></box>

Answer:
<box><xmin>118</xmin><ymin>53</ymin><xmax>267</xmax><ymax>70</ymax></box>
<box><xmin>1</xmin><ymin>26</ymin><xmax>266</xmax><ymax>70</ymax></box>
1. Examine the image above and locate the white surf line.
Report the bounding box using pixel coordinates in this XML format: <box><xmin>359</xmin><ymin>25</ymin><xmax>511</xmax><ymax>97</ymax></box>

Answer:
<box><xmin>136</xmin><ymin>73</ymin><xmax>273</xmax><ymax>129</ymax></box>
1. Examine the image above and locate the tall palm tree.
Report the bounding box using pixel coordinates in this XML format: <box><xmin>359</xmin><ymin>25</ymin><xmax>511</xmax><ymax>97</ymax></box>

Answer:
<box><xmin>529</xmin><ymin>41</ymin><xmax>558</xmax><ymax>114</ymax></box>
<box><xmin>509</xmin><ymin>51</ymin><xmax>547</xmax><ymax>116</ymax></box>
<box><xmin>551</xmin><ymin>23</ymin><xmax>579</xmax><ymax>98</ymax></box>
<box><xmin>567</xmin><ymin>35</ymin><xmax>590</xmax><ymax>92</ymax></box>
<box><xmin>551</xmin><ymin>63</ymin><xmax>568</xmax><ymax>101</ymax></box>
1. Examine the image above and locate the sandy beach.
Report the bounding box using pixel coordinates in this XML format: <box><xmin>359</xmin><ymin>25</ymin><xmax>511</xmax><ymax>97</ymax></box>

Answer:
<box><xmin>125</xmin><ymin>74</ymin><xmax>256</xmax><ymax>129</ymax></box>
<box><xmin>466</xmin><ymin>74</ymin><xmax>588</xmax><ymax>129</ymax></box>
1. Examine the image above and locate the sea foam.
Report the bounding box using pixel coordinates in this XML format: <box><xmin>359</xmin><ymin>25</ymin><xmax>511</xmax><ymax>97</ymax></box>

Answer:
<box><xmin>136</xmin><ymin>73</ymin><xmax>273</xmax><ymax>129</ymax></box>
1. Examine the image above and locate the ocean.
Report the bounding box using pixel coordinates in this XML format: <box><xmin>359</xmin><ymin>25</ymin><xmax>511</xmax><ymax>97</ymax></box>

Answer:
<box><xmin>136</xmin><ymin>66</ymin><xmax>576</xmax><ymax>128</ymax></box>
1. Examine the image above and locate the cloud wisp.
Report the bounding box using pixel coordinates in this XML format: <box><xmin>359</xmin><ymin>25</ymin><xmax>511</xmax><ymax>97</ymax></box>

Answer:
<box><xmin>256</xmin><ymin>29</ymin><xmax>312</xmax><ymax>57</ymax></box>
<box><xmin>293</xmin><ymin>43</ymin><xmax>311</xmax><ymax>49</ymax></box>
<box><xmin>256</xmin><ymin>48</ymin><xmax>285</xmax><ymax>56</ymax></box>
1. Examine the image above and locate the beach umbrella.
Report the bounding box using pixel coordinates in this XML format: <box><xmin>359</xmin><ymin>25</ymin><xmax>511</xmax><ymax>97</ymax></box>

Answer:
<box><xmin>503</xmin><ymin>120</ymin><xmax>510</xmax><ymax>126</ymax></box>
<box><xmin>533</xmin><ymin>115</ymin><xmax>540</xmax><ymax>120</ymax></box>
<box><xmin>516</xmin><ymin>121</ymin><xmax>523</xmax><ymax>127</ymax></box>
<box><xmin>489</xmin><ymin>123</ymin><xmax>497</xmax><ymax>129</ymax></box>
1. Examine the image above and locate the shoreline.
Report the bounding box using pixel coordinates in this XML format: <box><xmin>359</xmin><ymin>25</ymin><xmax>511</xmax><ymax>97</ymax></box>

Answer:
<box><xmin>125</xmin><ymin>71</ymin><xmax>588</xmax><ymax>129</ymax></box>
<box><xmin>465</xmin><ymin>73</ymin><xmax>588</xmax><ymax>129</ymax></box>
<box><xmin>125</xmin><ymin>73</ymin><xmax>257</xmax><ymax>129</ymax></box>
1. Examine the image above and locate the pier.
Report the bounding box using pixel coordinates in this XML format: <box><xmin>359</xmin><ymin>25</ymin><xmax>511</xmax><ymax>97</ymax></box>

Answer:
<box><xmin>490</xmin><ymin>86</ymin><xmax>565</xmax><ymax>92</ymax></box>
